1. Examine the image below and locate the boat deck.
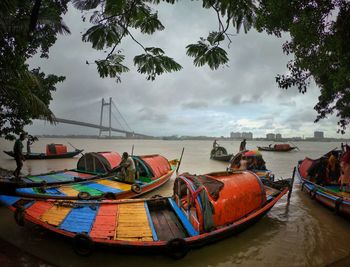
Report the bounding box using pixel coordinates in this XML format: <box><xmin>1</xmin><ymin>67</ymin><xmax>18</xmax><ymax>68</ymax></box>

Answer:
<box><xmin>149</xmin><ymin>204</ymin><xmax>188</xmax><ymax>241</ymax></box>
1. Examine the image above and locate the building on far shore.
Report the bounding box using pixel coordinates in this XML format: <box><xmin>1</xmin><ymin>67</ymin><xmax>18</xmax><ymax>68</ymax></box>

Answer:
<box><xmin>230</xmin><ymin>132</ymin><xmax>253</xmax><ymax>140</ymax></box>
<box><xmin>314</xmin><ymin>131</ymin><xmax>324</xmax><ymax>139</ymax></box>
<box><xmin>266</xmin><ymin>133</ymin><xmax>275</xmax><ymax>140</ymax></box>
<box><xmin>276</xmin><ymin>133</ymin><xmax>282</xmax><ymax>140</ymax></box>
<box><xmin>230</xmin><ymin>132</ymin><xmax>241</xmax><ymax>138</ymax></box>
<box><xmin>242</xmin><ymin>132</ymin><xmax>253</xmax><ymax>140</ymax></box>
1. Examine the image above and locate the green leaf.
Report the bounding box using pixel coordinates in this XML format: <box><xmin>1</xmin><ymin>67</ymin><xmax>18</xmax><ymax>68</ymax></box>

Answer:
<box><xmin>207</xmin><ymin>31</ymin><xmax>225</xmax><ymax>45</ymax></box>
<box><xmin>134</xmin><ymin>48</ymin><xmax>182</xmax><ymax>80</ymax></box>
<box><xmin>132</xmin><ymin>12</ymin><xmax>165</xmax><ymax>34</ymax></box>
<box><xmin>95</xmin><ymin>54</ymin><xmax>129</xmax><ymax>78</ymax></box>
<box><xmin>72</xmin><ymin>0</ymin><xmax>101</xmax><ymax>11</ymax></box>
<box><xmin>186</xmin><ymin>42</ymin><xmax>228</xmax><ymax>69</ymax></box>
<box><xmin>82</xmin><ymin>24</ymin><xmax>123</xmax><ymax>50</ymax></box>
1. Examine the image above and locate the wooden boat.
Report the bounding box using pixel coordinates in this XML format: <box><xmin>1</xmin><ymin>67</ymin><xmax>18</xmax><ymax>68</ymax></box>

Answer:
<box><xmin>258</xmin><ymin>144</ymin><xmax>297</xmax><ymax>152</ymax></box>
<box><xmin>15</xmin><ymin>154</ymin><xmax>178</xmax><ymax>200</ymax></box>
<box><xmin>0</xmin><ymin>171</ymin><xmax>292</xmax><ymax>258</ymax></box>
<box><xmin>210</xmin><ymin>146</ymin><xmax>233</xmax><ymax>162</ymax></box>
<box><xmin>4</xmin><ymin>144</ymin><xmax>83</xmax><ymax>160</ymax></box>
<box><xmin>296</xmin><ymin>151</ymin><xmax>350</xmax><ymax>219</ymax></box>
<box><xmin>0</xmin><ymin>152</ymin><xmax>122</xmax><ymax>194</ymax></box>
<box><xmin>228</xmin><ymin>150</ymin><xmax>273</xmax><ymax>181</ymax></box>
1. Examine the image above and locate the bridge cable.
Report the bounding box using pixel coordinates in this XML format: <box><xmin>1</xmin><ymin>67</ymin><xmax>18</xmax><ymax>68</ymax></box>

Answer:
<box><xmin>111</xmin><ymin>100</ymin><xmax>133</xmax><ymax>132</ymax></box>
<box><xmin>111</xmin><ymin>111</ymin><xmax>125</xmax><ymax>131</ymax></box>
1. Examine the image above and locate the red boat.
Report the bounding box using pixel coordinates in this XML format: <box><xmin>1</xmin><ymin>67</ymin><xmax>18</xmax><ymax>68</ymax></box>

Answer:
<box><xmin>0</xmin><ymin>170</ymin><xmax>291</xmax><ymax>258</ymax></box>
<box><xmin>258</xmin><ymin>144</ymin><xmax>298</xmax><ymax>152</ymax></box>
<box><xmin>15</xmin><ymin>153</ymin><xmax>178</xmax><ymax>200</ymax></box>
<box><xmin>4</xmin><ymin>144</ymin><xmax>83</xmax><ymax>159</ymax></box>
<box><xmin>296</xmin><ymin>150</ymin><xmax>350</xmax><ymax>219</ymax></box>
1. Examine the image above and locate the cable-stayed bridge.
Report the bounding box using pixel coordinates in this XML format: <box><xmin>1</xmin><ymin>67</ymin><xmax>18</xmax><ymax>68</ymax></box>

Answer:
<box><xmin>54</xmin><ymin>98</ymin><xmax>150</xmax><ymax>138</ymax></box>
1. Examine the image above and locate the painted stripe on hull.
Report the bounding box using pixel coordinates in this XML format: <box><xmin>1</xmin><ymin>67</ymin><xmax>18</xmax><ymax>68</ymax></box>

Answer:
<box><xmin>90</xmin><ymin>204</ymin><xmax>119</xmax><ymax>239</ymax></box>
<box><xmin>59</xmin><ymin>205</ymin><xmax>98</xmax><ymax>233</ymax></box>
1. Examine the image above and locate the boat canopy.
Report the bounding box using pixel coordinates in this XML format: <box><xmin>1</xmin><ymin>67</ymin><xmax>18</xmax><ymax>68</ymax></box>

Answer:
<box><xmin>138</xmin><ymin>154</ymin><xmax>171</xmax><ymax>179</ymax></box>
<box><xmin>174</xmin><ymin>171</ymin><xmax>266</xmax><ymax>233</ymax></box>
<box><xmin>274</xmin><ymin>144</ymin><xmax>291</xmax><ymax>150</ymax></box>
<box><xmin>76</xmin><ymin>152</ymin><xmax>121</xmax><ymax>174</ymax></box>
<box><xmin>46</xmin><ymin>144</ymin><xmax>67</xmax><ymax>155</ymax></box>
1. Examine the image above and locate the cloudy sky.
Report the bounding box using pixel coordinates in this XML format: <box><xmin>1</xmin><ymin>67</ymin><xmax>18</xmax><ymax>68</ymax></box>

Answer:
<box><xmin>26</xmin><ymin>1</ymin><xmax>347</xmax><ymax>138</ymax></box>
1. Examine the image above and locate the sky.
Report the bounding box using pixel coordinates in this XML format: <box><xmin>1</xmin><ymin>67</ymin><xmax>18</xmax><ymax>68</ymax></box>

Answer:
<box><xmin>26</xmin><ymin>1</ymin><xmax>348</xmax><ymax>139</ymax></box>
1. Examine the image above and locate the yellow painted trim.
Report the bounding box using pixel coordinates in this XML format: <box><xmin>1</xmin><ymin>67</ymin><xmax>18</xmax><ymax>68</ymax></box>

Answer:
<box><xmin>97</xmin><ymin>179</ymin><xmax>131</xmax><ymax>191</ymax></box>
<box><xmin>40</xmin><ymin>205</ymin><xmax>72</xmax><ymax>226</ymax></box>
<box><xmin>114</xmin><ymin>203</ymin><xmax>153</xmax><ymax>241</ymax></box>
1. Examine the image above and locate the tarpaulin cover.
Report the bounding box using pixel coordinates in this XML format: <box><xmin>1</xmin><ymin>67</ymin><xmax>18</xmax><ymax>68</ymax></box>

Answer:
<box><xmin>140</xmin><ymin>155</ymin><xmax>170</xmax><ymax>179</ymax></box>
<box><xmin>299</xmin><ymin>158</ymin><xmax>314</xmax><ymax>179</ymax></box>
<box><xmin>274</xmin><ymin>144</ymin><xmax>291</xmax><ymax>150</ymax></box>
<box><xmin>46</xmin><ymin>144</ymin><xmax>67</xmax><ymax>155</ymax></box>
<box><xmin>77</xmin><ymin>152</ymin><xmax>121</xmax><ymax>174</ymax></box>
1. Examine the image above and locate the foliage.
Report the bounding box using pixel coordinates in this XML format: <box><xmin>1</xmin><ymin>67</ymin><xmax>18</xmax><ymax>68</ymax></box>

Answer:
<box><xmin>2</xmin><ymin>0</ymin><xmax>350</xmax><ymax>136</ymax></box>
<box><xmin>255</xmin><ymin>0</ymin><xmax>350</xmax><ymax>133</ymax></box>
<box><xmin>0</xmin><ymin>0</ymin><xmax>68</xmax><ymax>139</ymax></box>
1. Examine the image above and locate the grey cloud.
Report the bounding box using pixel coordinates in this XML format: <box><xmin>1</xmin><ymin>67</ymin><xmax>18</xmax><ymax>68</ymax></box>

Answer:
<box><xmin>181</xmin><ymin>101</ymin><xmax>208</xmax><ymax>109</ymax></box>
<box><xmin>138</xmin><ymin>107</ymin><xmax>168</xmax><ymax>124</ymax></box>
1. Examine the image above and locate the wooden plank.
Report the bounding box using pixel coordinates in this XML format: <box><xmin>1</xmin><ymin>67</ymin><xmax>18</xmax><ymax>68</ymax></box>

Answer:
<box><xmin>151</xmin><ymin>210</ymin><xmax>174</xmax><ymax>240</ymax></box>
<box><xmin>114</xmin><ymin>203</ymin><xmax>153</xmax><ymax>241</ymax></box>
<box><xmin>98</xmin><ymin>180</ymin><xmax>131</xmax><ymax>191</ymax></box>
<box><xmin>25</xmin><ymin>201</ymin><xmax>53</xmax><ymax>219</ymax></box>
<box><xmin>90</xmin><ymin>204</ymin><xmax>118</xmax><ymax>239</ymax></box>
<box><xmin>58</xmin><ymin>186</ymin><xmax>80</xmax><ymax>197</ymax></box>
<box><xmin>163</xmin><ymin>210</ymin><xmax>187</xmax><ymax>239</ymax></box>
<box><xmin>40</xmin><ymin>205</ymin><xmax>72</xmax><ymax>226</ymax></box>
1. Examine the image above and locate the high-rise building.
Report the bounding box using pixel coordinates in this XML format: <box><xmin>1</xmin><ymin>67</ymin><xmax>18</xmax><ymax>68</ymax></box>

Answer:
<box><xmin>276</xmin><ymin>133</ymin><xmax>282</xmax><ymax>139</ymax></box>
<box><xmin>266</xmin><ymin>133</ymin><xmax>275</xmax><ymax>140</ymax></box>
<box><xmin>314</xmin><ymin>131</ymin><xmax>324</xmax><ymax>139</ymax></box>
<box><xmin>230</xmin><ymin>132</ymin><xmax>241</xmax><ymax>138</ymax></box>
<box><xmin>242</xmin><ymin>132</ymin><xmax>253</xmax><ymax>140</ymax></box>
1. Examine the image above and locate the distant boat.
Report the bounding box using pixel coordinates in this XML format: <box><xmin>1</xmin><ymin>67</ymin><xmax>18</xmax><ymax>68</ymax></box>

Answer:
<box><xmin>0</xmin><ymin>170</ymin><xmax>292</xmax><ymax>258</ymax></box>
<box><xmin>4</xmin><ymin>144</ymin><xmax>83</xmax><ymax>160</ymax></box>
<box><xmin>258</xmin><ymin>144</ymin><xmax>298</xmax><ymax>152</ymax></box>
<box><xmin>210</xmin><ymin>146</ymin><xmax>233</xmax><ymax>162</ymax></box>
<box><xmin>296</xmin><ymin>149</ymin><xmax>350</xmax><ymax>219</ymax></box>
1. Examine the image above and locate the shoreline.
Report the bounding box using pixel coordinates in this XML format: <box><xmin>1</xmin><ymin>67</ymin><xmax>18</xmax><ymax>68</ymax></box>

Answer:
<box><xmin>0</xmin><ymin>167</ymin><xmax>56</xmax><ymax>266</ymax></box>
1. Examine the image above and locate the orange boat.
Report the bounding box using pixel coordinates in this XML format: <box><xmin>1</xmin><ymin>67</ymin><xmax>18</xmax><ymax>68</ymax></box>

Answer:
<box><xmin>0</xmin><ymin>170</ymin><xmax>291</xmax><ymax>258</ymax></box>
<box><xmin>15</xmin><ymin>153</ymin><xmax>178</xmax><ymax>200</ymax></box>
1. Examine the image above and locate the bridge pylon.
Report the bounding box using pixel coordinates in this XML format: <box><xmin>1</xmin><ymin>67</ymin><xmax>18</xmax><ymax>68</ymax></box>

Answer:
<box><xmin>99</xmin><ymin>97</ymin><xmax>112</xmax><ymax>137</ymax></box>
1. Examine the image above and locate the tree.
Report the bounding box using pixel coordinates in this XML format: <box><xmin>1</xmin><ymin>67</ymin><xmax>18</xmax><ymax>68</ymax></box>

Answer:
<box><xmin>1</xmin><ymin>0</ymin><xmax>350</xmax><ymax>137</ymax></box>
<box><xmin>0</xmin><ymin>0</ymin><xmax>69</xmax><ymax>139</ymax></box>
<box><xmin>255</xmin><ymin>0</ymin><xmax>350</xmax><ymax>133</ymax></box>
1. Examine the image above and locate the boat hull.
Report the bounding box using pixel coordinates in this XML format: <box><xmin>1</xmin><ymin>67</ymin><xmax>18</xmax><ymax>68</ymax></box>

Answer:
<box><xmin>258</xmin><ymin>146</ymin><xmax>296</xmax><ymax>152</ymax></box>
<box><xmin>0</xmin><ymin>172</ymin><xmax>289</xmax><ymax>257</ymax></box>
<box><xmin>3</xmin><ymin>150</ymin><xmax>83</xmax><ymax>160</ymax></box>
<box><xmin>296</xmin><ymin>158</ymin><xmax>350</xmax><ymax>219</ymax></box>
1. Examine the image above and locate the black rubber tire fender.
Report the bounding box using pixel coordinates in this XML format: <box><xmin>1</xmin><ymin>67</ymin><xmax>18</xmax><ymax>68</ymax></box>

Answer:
<box><xmin>103</xmin><ymin>192</ymin><xmax>116</xmax><ymax>200</ymax></box>
<box><xmin>131</xmin><ymin>183</ymin><xmax>142</xmax><ymax>194</ymax></box>
<box><xmin>78</xmin><ymin>191</ymin><xmax>91</xmax><ymax>200</ymax></box>
<box><xmin>14</xmin><ymin>207</ymin><xmax>25</xmax><ymax>227</ymax></box>
<box><xmin>73</xmin><ymin>233</ymin><xmax>94</xmax><ymax>256</ymax></box>
<box><xmin>166</xmin><ymin>238</ymin><xmax>189</xmax><ymax>259</ymax></box>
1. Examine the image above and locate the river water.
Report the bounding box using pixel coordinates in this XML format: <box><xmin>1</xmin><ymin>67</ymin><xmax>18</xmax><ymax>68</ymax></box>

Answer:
<box><xmin>0</xmin><ymin>138</ymin><xmax>349</xmax><ymax>267</ymax></box>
